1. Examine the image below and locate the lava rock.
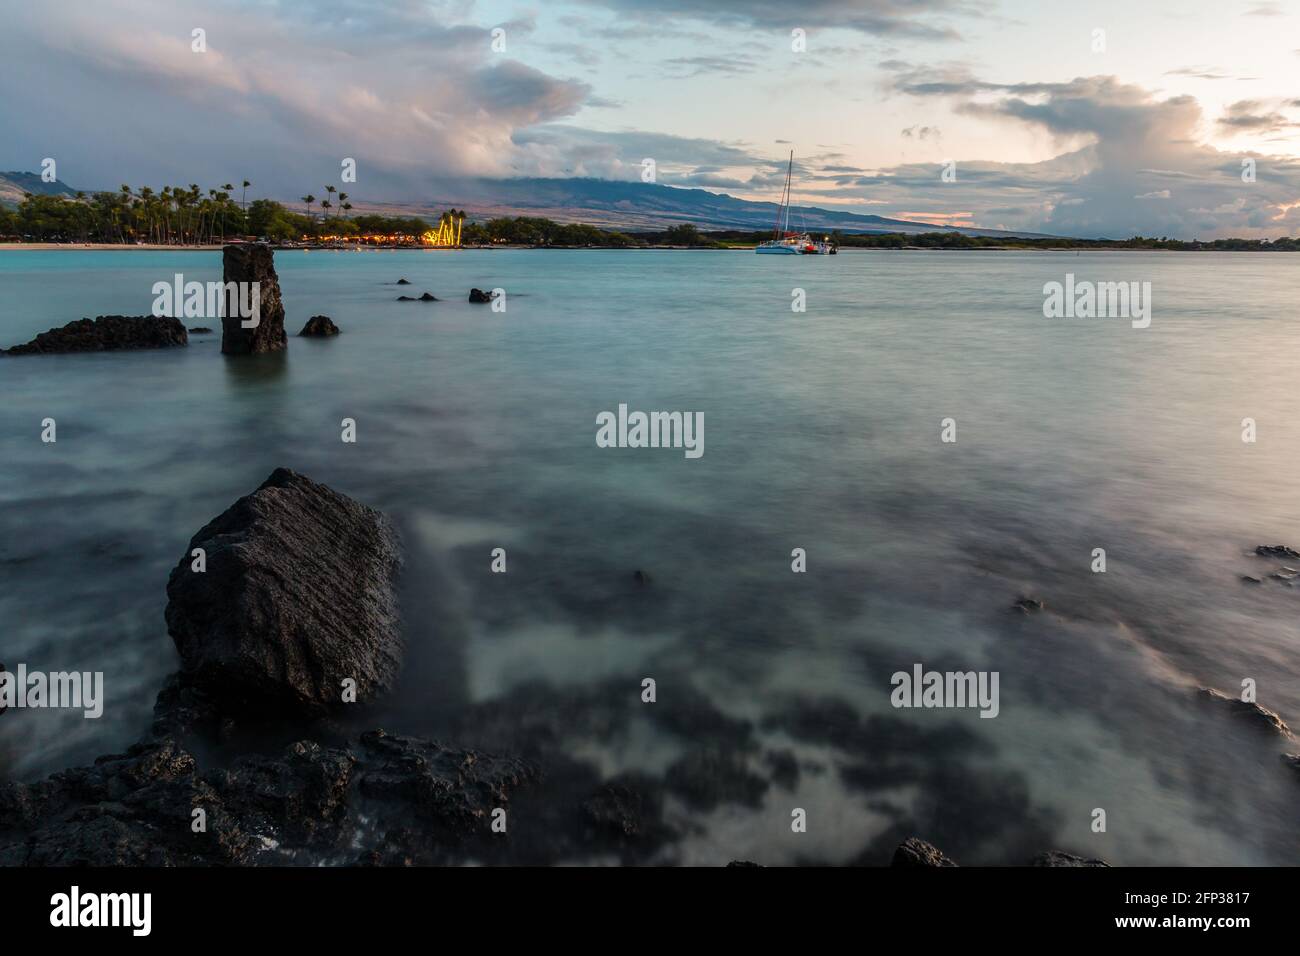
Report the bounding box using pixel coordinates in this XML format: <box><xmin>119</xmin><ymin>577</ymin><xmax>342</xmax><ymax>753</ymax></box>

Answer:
<box><xmin>0</xmin><ymin>731</ymin><xmax>536</xmax><ymax>866</ymax></box>
<box><xmin>891</xmin><ymin>837</ymin><xmax>958</xmax><ymax>867</ymax></box>
<box><xmin>164</xmin><ymin>468</ymin><xmax>403</xmax><ymax>718</ymax></box>
<box><xmin>220</xmin><ymin>244</ymin><xmax>286</xmax><ymax>355</ymax></box>
<box><xmin>188</xmin><ymin>326</ymin><xmax>213</xmax><ymax>334</ymax></box>
<box><xmin>396</xmin><ymin>278</ymin><xmax>411</xmax><ymax>285</ymax></box>
<box><xmin>418</xmin><ymin>292</ymin><xmax>437</xmax><ymax>302</ymax></box>
<box><xmin>299</xmin><ymin>315</ymin><xmax>340</xmax><ymax>337</ymax></box>
<box><xmin>1029</xmin><ymin>851</ymin><xmax>1109</xmax><ymax>867</ymax></box>
<box><xmin>1256</xmin><ymin>545</ymin><xmax>1300</xmax><ymax>559</ymax></box>
<box><xmin>1197</xmin><ymin>687</ymin><xmax>1295</xmax><ymax>739</ymax></box>
<box><xmin>3</xmin><ymin>316</ymin><xmax>188</xmax><ymax>354</ymax></box>
<box><xmin>1011</xmin><ymin>596</ymin><xmax>1044</xmax><ymax>614</ymax></box>
<box><xmin>468</xmin><ymin>288</ymin><xmax>497</xmax><ymax>303</ymax></box>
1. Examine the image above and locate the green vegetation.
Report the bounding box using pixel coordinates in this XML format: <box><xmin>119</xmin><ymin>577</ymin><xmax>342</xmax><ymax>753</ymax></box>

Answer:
<box><xmin>0</xmin><ymin>192</ymin><xmax>1294</xmax><ymax>251</ymax></box>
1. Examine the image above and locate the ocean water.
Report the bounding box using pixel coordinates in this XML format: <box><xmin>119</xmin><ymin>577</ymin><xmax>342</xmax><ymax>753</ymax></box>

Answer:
<box><xmin>1</xmin><ymin>248</ymin><xmax>1298</xmax><ymax>866</ymax></box>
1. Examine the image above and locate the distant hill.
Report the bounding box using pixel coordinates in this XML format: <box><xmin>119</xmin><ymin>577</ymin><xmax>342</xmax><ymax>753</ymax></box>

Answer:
<box><xmin>0</xmin><ymin>171</ymin><xmax>78</xmax><ymax>207</ymax></box>
<box><xmin>375</xmin><ymin>177</ymin><xmax>1059</xmax><ymax>239</ymax></box>
<box><xmin>1</xmin><ymin>168</ymin><xmax>1057</xmax><ymax>238</ymax></box>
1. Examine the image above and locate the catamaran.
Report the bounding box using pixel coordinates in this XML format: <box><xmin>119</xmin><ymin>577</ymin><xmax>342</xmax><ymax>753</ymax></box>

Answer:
<box><xmin>756</xmin><ymin>151</ymin><xmax>835</xmax><ymax>255</ymax></box>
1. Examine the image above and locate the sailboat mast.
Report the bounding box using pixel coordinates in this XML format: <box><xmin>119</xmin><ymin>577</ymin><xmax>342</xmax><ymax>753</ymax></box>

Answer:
<box><xmin>772</xmin><ymin>150</ymin><xmax>794</xmax><ymax>239</ymax></box>
<box><xmin>782</xmin><ymin>150</ymin><xmax>793</xmax><ymax>235</ymax></box>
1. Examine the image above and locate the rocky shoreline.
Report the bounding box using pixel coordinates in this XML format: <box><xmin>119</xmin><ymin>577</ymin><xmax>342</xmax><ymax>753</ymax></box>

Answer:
<box><xmin>0</xmin><ymin>468</ymin><xmax>1126</xmax><ymax>866</ymax></box>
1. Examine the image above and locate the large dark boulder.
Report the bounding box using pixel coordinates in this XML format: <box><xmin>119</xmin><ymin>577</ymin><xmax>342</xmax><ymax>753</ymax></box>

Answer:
<box><xmin>220</xmin><ymin>244</ymin><xmax>286</xmax><ymax>354</ymax></box>
<box><xmin>2</xmin><ymin>315</ymin><xmax>187</xmax><ymax>354</ymax></box>
<box><xmin>468</xmin><ymin>288</ymin><xmax>496</xmax><ymax>303</ymax></box>
<box><xmin>891</xmin><ymin>837</ymin><xmax>958</xmax><ymax>867</ymax></box>
<box><xmin>164</xmin><ymin>468</ymin><xmax>403</xmax><ymax>717</ymax></box>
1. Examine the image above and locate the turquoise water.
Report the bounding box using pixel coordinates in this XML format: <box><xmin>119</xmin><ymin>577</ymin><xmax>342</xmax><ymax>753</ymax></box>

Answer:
<box><xmin>2</xmin><ymin>248</ymin><xmax>1299</xmax><ymax>865</ymax></box>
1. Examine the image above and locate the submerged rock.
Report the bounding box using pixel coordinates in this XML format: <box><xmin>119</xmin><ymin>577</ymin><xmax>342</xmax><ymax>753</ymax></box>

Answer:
<box><xmin>2</xmin><ymin>315</ymin><xmax>188</xmax><ymax>354</ymax></box>
<box><xmin>418</xmin><ymin>292</ymin><xmax>437</xmax><ymax>302</ymax></box>
<box><xmin>1029</xmin><ymin>850</ymin><xmax>1109</xmax><ymax>867</ymax></box>
<box><xmin>891</xmin><ymin>837</ymin><xmax>958</xmax><ymax>867</ymax></box>
<box><xmin>164</xmin><ymin>468</ymin><xmax>403</xmax><ymax>718</ymax></box>
<box><xmin>220</xmin><ymin>244</ymin><xmax>286</xmax><ymax>355</ymax></box>
<box><xmin>396</xmin><ymin>278</ymin><xmax>411</xmax><ymax>285</ymax></box>
<box><xmin>1011</xmin><ymin>596</ymin><xmax>1044</xmax><ymax>614</ymax></box>
<box><xmin>299</xmin><ymin>315</ymin><xmax>339</xmax><ymax>337</ymax></box>
<box><xmin>1197</xmin><ymin>687</ymin><xmax>1295</xmax><ymax>739</ymax></box>
<box><xmin>188</xmin><ymin>326</ymin><xmax>213</xmax><ymax>334</ymax></box>
<box><xmin>1256</xmin><ymin>545</ymin><xmax>1300</xmax><ymax>559</ymax></box>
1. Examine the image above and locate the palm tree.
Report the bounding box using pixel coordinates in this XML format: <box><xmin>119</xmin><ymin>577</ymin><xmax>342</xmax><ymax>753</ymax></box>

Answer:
<box><xmin>320</xmin><ymin>199</ymin><xmax>333</xmax><ymax>219</ymax></box>
<box><xmin>338</xmin><ymin>192</ymin><xmax>349</xmax><ymax>218</ymax></box>
<box><xmin>241</xmin><ymin>180</ymin><xmax>251</xmax><ymax>210</ymax></box>
<box><xmin>341</xmin><ymin>201</ymin><xmax>353</xmax><ymax>218</ymax></box>
<box><xmin>324</xmin><ymin>185</ymin><xmax>337</xmax><ymax>219</ymax></box>
<box><xmin>302</xmin><ymin>194</ymin><xmax>316</xmax><ymax>219</ymax></box>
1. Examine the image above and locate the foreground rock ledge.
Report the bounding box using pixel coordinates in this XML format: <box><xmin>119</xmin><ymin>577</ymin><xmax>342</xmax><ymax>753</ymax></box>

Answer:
<box><xmin>2</xmin><ymin>315</ymin><xmax>188</xmax><ymax>354</ymax></box>
<box><xmin>0</xmin><ymin>731</ymin><xmax>536</xmax><ymax>866</ymax></box>
<box><xmin>164</xmin><ymin>468</ymin><xmax>403</xmax><ymax>718</ymax></box>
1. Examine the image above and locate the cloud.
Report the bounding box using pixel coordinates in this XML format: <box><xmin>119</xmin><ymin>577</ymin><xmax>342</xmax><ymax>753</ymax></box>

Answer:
<box><xmin>860</xmin><ymin>69</ymin><xmax>1300</xmax><ymax>237</ymax></box>
<box><xmin>660</xmin><ymin>54</ymin><xmax>760</xmax><ymax>78</ymax></box>
<box><xmin>901</xmin><ymin>125</ymin><xmax>942</xmax><ymax>140</ymax></box>
<box><xmin>0</xmin><ymin>0</ymin><xmax>598</xmax><ymax>197</ymax></box>
<box><xmin>575</xmin><ymin>0</ymin><xmax>973</xmax><ymax>39</ymax></box>
<box><xmin>1164</xmin><ymin>66</ymin><xmax>1257</xmax><ymax>81</ymax></box>
<box><xmin>1217</xmin><ymin>99</ymin><xmax>1300</xmax><ymax>133</ymax></box>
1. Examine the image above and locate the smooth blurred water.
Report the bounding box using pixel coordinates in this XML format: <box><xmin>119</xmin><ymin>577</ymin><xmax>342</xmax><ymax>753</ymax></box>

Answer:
<box><xmin>1</xmin><ymin>248</ymin><xmax>1298</xmax><ymax>865</ymax></box>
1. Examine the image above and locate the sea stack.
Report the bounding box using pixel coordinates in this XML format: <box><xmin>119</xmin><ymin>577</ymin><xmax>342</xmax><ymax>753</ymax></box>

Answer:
<box><xmin>221</xmin><ymin>244</ymin><xmax>286</xmax><ymax>355</ymax></box>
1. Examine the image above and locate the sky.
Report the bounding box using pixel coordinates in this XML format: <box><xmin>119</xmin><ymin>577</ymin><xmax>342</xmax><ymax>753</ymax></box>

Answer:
<box><xmin>2</xmin><ymin>0</ymin><xmax>1300</xmax><ymax>237</ymax></box>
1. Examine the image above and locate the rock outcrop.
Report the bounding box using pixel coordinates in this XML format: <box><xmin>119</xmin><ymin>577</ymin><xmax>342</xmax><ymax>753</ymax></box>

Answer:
<box><xmin>891</xmin><ymin>837</ymin><xmax>958</xmax><ymax>867</ymax></box>
<box><xmin>220</xmin><ymin>244</ymin><xmax>286</xmax><ymax>355</ymax></box>
<box><xmin>298</xmin><ymin>315</ymin><xmax>339</xmax><ymax>337</ymax></box>
<box><xmin>0</xmin><ymin>730</ymin><xmax>535</xmax><ymax>866</ymax></box>
<box><xmin>164</xmin><ymin>468</ymin><xmax>403</xmax><ymax>718</ymax></box>
<box><xmin>0</xmin><ymin>470</ymin><xmax>537</xmax><ymax>866</ymax></box>
<box><xmin>3</xmin><ymin>316</ymin><xmax>187</xmax><ymax>354</ymax></box>
<box><xmin>891</xmin><ymin>838</ymin><xmax>1109</xmax><ymax>867</ymax></box>
<box><xmin>468</xmin><ymin>288</ymin><xmax>496</xmax><ymax>303</ymax></box>
<box><xmin>1197</xmin><ymin>687</ymin><xmax>1294</xmax><ymax>739</ymax></box>
<box><xmin>1029</xmin><ymin>851</ymin><xmax>1109</xmax><ymax>867</ymax></box>
<box><xmin>1255</xmin><ymin>545</ymin><xmax>1300</xmax><ymax>559</ymax></box>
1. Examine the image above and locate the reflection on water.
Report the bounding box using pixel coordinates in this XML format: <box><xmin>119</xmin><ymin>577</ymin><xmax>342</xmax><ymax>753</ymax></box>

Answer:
<box><xmin>1</xmin><ymin>248</ymin><xmax>1298</xmax><ymax>864</ymax></box>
